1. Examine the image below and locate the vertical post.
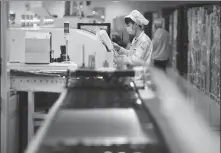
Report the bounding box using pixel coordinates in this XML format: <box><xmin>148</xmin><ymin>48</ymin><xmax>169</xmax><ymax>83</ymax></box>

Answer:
<box><xmin>144</xmin><ymin>12</ymin><xmax>153</xmax><ymax>39</ymax></box>
<box><xmin>207</xmin><ymin>14</ymin><xmax>212</xmax><ymax>95</ymax></box>
<box><xmin>1</xmin><ymin>1</ymin><xmax>10</xmax><ymax>153</ymax></box>
<box><xmin>64</xmin><ymin>1</ymin><xmax>71</xmax><ymax>16</ymax></box>
<box><xmin>82</xmin><ymin>44</ymin><xmax>85</xmax><ymax>67</ymax></box>
<box><xmin>177</xmin><ymin>6</ymin><xmax>188</xmax><ymax>78</ymax></box>
<box><xmin>64</xmin><ymin>21</ymin><xmax>69</xmax><ymax>62</ymax></box>
<box><xmin>65</xmin><ymin>39</ymin><xmax>68</xmax><ymax>61</ymax></box>
<box><xmin>162</xmin><ymin>7</ymin><xmax>175</xmax><ymax>32</ymax></box>
<box><xmin>27</xmin><ymin>91</ymin><xmax>35</xmax><ymax>143</ymax></box>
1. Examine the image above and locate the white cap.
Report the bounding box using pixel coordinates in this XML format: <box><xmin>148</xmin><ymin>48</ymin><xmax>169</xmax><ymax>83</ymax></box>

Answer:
<box><xmin>125</xmin><ymin>10</ymin><xmax>149</xmax><ymax>26</ymax></box>
<box><xmin>153</xmin><ymin>18</ymin><xmax>164</xmax><ymax>28</ymax></box>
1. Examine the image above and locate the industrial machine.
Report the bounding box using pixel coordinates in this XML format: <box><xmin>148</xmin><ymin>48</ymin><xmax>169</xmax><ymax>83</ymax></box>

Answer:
<box><xmin>68</xmin><ymin>29</ymin><xmax>114</xmax><ymax>68</ymax></box>
<box><xmin>9</xmin><ymin>27</ymin><xmax>114</xmax><ymax>70</ymax></box>
<box><xmin>24</xmin><ymin>68</ymin><xmax>169</xmax><ymax>153</ymax></box>
<box><xmin>22</xmin><ymin>67</ymin><xmax>221</xmax><ymax>153</ymax></box>
<box><xmin>51</xmin><ymin>45</ymin><xmax>70</xmax><ymax>63</ymax></box>
<box><xmin>25</xmin><ymin>31</ymin><xmax>51</xmax><ymax>64</ymax></box>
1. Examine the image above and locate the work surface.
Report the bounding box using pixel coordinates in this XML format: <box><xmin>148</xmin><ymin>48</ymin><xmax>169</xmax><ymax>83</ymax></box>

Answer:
<box><xmin>9</xmin><ymin>63</ymin><xmax>149</xmax><ymax>92</ymax></box>
<box><xmin>28</xmin><ymin>77</ymin><xmax>167</xmax><ymax>153</ymax></box>
<box><xmin>23</xmin><ymin>68</ymin><xmax>220</xmax><ymax>153</ymax></box>
<box><xmin>43</xmin><ymin>109</ymin><xmax>158</xmax><ymax>146</ymax></box>
<box><xmin>8</xmin><ymin>62</ymin><xmax>78</xmax><ymax>71</ymax></box>
<box><xmin>9</xmin><ymin>64</ymin><xmax>156</xmax><ymax>151</ymax></box>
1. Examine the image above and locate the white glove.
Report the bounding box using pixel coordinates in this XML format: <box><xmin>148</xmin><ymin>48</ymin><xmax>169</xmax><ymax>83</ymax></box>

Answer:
<box><xmin>114</xmin><ymin>55</ymin><xmax>131</xmax><ymax>65</ymax></box>
<box><xmin>112</xmin><ymin>42</ymin><xmax>121</xmax><ymax>52</ymax></box>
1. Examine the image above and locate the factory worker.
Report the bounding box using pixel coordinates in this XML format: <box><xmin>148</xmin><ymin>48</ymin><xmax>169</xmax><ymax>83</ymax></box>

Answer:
<box><xmin>151</xmin><ymin>18</ymin><xmax>172</xmax><ymax>71</ymax></box>
<box><xmin>113</xmin><ymin>10</ymin><xmax>153</xmax><ymax>67</ymax></box>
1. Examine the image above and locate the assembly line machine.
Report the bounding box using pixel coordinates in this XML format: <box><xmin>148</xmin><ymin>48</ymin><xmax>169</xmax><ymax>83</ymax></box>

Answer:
<box><xmin>9</xmin><ymin>65</ymin><xmax>221</xmax><ymax>153</ymax></box>
<box><xmin>22</xmin><ymin>68</ymin><xmax>169</xmax><ymax>153</ymax></box>
<box><xmin>7</xmin><ymin>15</ymin><xmax>156</xmax><ymax>153</ymax></box>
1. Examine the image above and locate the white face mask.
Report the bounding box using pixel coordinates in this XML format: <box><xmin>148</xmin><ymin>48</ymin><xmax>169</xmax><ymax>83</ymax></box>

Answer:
<box><xmin>126</xmin><ymin>26</ymin><xmax>135</xmax><ymax>35</ymax></box>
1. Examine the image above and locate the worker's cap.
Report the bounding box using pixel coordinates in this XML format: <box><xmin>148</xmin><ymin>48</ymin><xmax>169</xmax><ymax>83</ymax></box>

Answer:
<box><xmin>125</xmin><ymin>10</ymin><xmax>149</xmax><ymax>26</ymax></box>
<box><xmin>153</xmin><ymin>18</ymin><xmax>164</xmax><ymax>28</ymax></box>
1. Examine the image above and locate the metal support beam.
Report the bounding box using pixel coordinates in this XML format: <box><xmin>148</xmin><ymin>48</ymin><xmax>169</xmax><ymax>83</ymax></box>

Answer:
<box><xmin>1</xmin><ymin>1</ymin><xmax>10</xmax><ymax>153</ymax></box>
<box><xmin>28</xmin><ymin>91</ymin><xmax>35</xmax><ymax>143</ymax></box>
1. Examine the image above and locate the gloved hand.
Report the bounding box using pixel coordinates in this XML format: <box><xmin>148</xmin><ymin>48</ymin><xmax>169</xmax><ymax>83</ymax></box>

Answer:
<box><xmin>113</xmin><ymin>56</ymin><xmax>123</xmax><ymax>64</ymax></box>
<box><xmin>112</xmin><ymin>42</ymin><xmax>121</xmax><ymax>52</ymax></box>
<box><xmin>114</xmin><ymin>55</ymin><xmax>131</xmax><ymax>65</ymax></box>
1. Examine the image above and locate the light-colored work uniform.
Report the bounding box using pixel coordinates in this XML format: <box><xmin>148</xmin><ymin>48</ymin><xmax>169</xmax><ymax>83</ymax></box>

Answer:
<box><xmin>119</xmin><ymin>31</ymin><xmax>152</xmax><ymax>66</ymax></box>
<box><xmin>152</xmin><ymin>28</ymin><xmax>171</xmax><ymax>61</ymax></box>
<box><xmin>116</xmin><ymin>10</ymin><xmax>153</xmax><ymax>66</ymax></box>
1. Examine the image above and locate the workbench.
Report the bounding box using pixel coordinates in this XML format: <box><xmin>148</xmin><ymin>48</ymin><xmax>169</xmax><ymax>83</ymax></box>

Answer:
<box><xmin>9</xmin><ymin>63</ymin><xmax>77</xmax><ymax>143</ymax></box>
<box><xmin>9</xmin><ymin>63</ymin><xmax>155</xmax><ymax>144</ymax></box>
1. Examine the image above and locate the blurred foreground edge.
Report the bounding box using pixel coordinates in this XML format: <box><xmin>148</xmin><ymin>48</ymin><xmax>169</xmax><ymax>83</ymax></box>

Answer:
<box><xmin>146</xmin><ymin>67</ymin><xmax>220</xmax><ymax>153</ymax></box>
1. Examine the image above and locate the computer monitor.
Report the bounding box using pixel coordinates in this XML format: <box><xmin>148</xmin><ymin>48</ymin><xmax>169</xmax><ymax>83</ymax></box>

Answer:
<box><xmin>77</xmin><ymin>23</ymin><xmax>111</xmax><ymax>37</ymax></box>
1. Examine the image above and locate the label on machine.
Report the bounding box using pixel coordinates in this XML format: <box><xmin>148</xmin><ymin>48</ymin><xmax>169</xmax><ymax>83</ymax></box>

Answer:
<box><xmin>64</xmin><ymin>21</ymin><xmax>70</xmax><ymax>39</ymax></box>
<box><xmin>64</xmin><ymin>22</ymin><xmax>70</xmax><ymax>34</ymax></box>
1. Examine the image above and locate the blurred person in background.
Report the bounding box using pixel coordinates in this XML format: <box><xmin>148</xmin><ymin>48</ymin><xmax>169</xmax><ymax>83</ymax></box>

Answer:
<box><xmin>112</xmin><ymin>10</ymin><xmax>152</xmax><ymax>67</ymax></box>
<box><xmin>151</xmin><ymin>18</ymin><xmax>172</xmax><ymax>71</ymax></box>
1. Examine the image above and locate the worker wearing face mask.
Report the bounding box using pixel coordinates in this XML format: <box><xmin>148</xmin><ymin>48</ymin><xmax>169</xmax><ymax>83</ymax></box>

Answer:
<box><xmin>113</xmin><ymin>10</ymin><xmax>153</xmax><ymax>67</ymax></box>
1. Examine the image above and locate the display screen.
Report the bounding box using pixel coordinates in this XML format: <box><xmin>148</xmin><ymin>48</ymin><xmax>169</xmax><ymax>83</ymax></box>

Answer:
<box><xmin>64</xmin><ymin>22</ymin><xmax>70</xmax><ymax>34</ymax></box>
<box><xmin>77</xmin><ymin>23</ymin><xmax>111</xmax><ymax>36</ymax></box>
<box><xmin>80</xmin><ymin>25</ymin><xmax>107</xmax><ymax>34</ymax></box>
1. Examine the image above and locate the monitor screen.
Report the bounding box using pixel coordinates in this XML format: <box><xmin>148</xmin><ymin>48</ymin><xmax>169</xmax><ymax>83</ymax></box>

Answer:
<box><xmin>77</xmin><ymin>23</ymin><xmax>111</xmax><ymax>37</ymax></box>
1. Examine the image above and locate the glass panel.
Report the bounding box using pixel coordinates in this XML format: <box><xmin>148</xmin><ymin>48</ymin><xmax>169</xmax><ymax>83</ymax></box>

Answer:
<box><xmin>187</xmin><ymin>5</ymin><xmax>220</xmax><ymax>104</ymax></box>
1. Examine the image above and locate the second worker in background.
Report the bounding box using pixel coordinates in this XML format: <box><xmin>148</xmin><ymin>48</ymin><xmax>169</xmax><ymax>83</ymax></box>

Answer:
<box><xmin>151</xmin><ymin>18</ymin><xmax>172</xmax><ymax>71</ymax></box>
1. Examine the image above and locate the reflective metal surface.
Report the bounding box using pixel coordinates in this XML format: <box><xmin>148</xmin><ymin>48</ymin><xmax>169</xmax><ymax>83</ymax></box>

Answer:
<box><xmin>43</xmin><ymin>109</ymin><xmax>158</xmax><ymax>146</ymax></box>
<box><xmin>25</xmin><ymin>69</ymin><xmax>168</xmax><ymax>153</ymax></box>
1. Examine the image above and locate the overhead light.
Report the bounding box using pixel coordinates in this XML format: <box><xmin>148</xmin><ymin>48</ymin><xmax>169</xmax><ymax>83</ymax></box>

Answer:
<box><xmin>112</xmin><ymin>1</ymin><xmax>120</xmax><ymax>2</ymax></box>
<box><xmin>92</xmin><ymin>11</ymin><xmax>96</xmax><ymax>14</ymax></box>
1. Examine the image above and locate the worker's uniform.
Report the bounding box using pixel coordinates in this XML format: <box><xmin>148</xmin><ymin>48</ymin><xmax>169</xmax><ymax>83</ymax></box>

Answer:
<box><xmin>113</xmin><ymin>10</ymin><xmax>152</xmax><ymax>66</ymax></box>
<box><xmin>118</xmin><ymin>31</ymin><xmax>152</xmax><ymax>66</ymax></box>
<box><xmin>151</xmin><ymin>28</ymin><xmax>171</xmax><ymax>71</ymax></box>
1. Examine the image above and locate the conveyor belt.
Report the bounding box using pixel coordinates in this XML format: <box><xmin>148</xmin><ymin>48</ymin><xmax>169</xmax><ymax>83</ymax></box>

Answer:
<box><xmin>24</xmin><ymin>69</ymin><xmax>169</xmax><ymax>153</ymax></box>
<box><xmin>10</xmin><ymin>69</ymin><xmax>68</xmax><ymax>77</ymax></box>
<box><xmin>8</xmin><ymin>65</ymin><xmax>219</xmax><ymax>153</ymax></box>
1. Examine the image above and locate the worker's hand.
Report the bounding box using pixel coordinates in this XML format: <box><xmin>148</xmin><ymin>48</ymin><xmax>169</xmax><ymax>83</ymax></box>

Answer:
<box><xmin>112</xmin><ymin>42</ymin><xmax>121</xmax><ymax>52</ymax></box>
<box><xmin>114</xmin><ymin>56</ymin><xmax>125</xmax><ymax>69</ymax></box>
<box><xmin>114</xmin><ymin>56</ymin><xmax>123</xmax><ymax>64</ymax></box>
<box><xmin>114</xmin><ymin>55</ymin><xmax>131</xmax><ymax>65</ymax></box>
